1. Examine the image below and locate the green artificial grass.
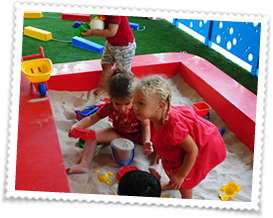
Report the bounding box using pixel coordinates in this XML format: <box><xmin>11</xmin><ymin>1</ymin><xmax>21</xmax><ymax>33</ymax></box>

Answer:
<box><xmin>22</xmin><ymin>12</ymin><xmax>258</xmax><ymax>94</ymax></box>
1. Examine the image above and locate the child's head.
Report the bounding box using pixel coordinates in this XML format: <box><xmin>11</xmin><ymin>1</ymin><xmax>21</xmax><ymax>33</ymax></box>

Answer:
<box><xmin>118</xmin><ymin>170</ymin><xmax>161</xmax><ymax>197</ymax></box>
<box><xmin>109</xmin><ymin>69</ymin><xmax>136</xmax><ymax>112</ymax></box>
<box><xmin>133</xmin><ymin>75</ymin><xmax>172</xmax><ymax>122</ymax></box>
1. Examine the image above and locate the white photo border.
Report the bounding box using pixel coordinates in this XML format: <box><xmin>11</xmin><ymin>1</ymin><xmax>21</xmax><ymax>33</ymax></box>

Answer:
<box><xmin>6</xmin><ymin>2</ymin><xmax>269</xmax><ymax>211</ymax></box>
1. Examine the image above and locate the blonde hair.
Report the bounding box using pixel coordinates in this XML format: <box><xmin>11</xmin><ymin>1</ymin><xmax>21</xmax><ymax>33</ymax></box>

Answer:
<box><xmin>134</xmin><ymin>75</ymin><xmax>172</xmax><ymax>122</ymax></box>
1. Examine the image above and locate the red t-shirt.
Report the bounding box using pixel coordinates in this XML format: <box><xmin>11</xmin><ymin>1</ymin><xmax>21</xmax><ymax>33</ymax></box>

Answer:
<box><xmin>96</xmin><ymin>102</ymin><xmax>142</xmax><ymax>143</ymax></box>
<box><xmin>152</xmin><ymin>210</ymin><xmax>173</xmax><ymax>218</ymax></box>
<box><xmin>151</xmin><ymin>106</ymin><xmax>227</xmax><ymax>189</ymax></box>
<box><xmin>103</xmin><ymin>15</ymin><xmax>134</xmax><ymax>46</ymax></box>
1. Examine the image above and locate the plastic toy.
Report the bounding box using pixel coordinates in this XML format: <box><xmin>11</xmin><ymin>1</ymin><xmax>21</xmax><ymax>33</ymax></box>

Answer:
<box><xmin>75</xmin><ymin>105</ymin><xmax>99</xmax><ymax>120</ymax></box>
<box><xmin>21</xmin><ymin>46</ymin><xmax>53</xmax><ymax>97</ymax></box>
<box><xmin>93</xmin><ymin>169</ymin><xmax>114</xmax><ymax>185</ymax></box>
<box><xmin>117</xmin><ymin>165</ymin><xmax>139</xmax><ymax>180</ymax></box>
<box><xmin>220</xmin><ymin>128</ymin><xmax>225</xmax><ymax>136</ymax></box>
<box><xmin>129</xmin><ymin>22</ymin><xmax>140</xmax><ymax>30</ymax></box>
<box><xmin>72</xmin><ymin>21</ymin><xmax>83</xmax><ymax>29</ymax></box>
<box><xmin>192</xmin><ymin>101</ymin><xmax>211</xmax><ymax>118</ymax></box>
<box><xmin>218</xmin><ymin>181</ymin><xmax>241</xmax><ymax>201</ymax></box>
<box><xmin>205</xmin><ymin>111</ymin><xmax>210</xmax><ymax>120</ymax></box>
<box><xmin>69</xmin><ymin>127</ymin><xmax>96</xmax><ymax>141</ymax></box>
<box><xmin>111</xmin><ymin>138</ymin><xmax>135</xmax><ymax>166</ymax></box>
<box><xmin>24</xmin><ymin>26</ymin><xmax>52</xmax><ymax>41</ymax></box>
<box><xmin>90</xmin><ymin>15</ymin><xmax>106</xmax><ymax>30</ymax></box>
<box><xmin>75</xmin><ymin>98</ymin><xmax>109</xmax><ymax>120</ymax></box>
<box><xmin>61</xmin><ymin>13</ymin><xmax>91</xmax><ymax>22</ymax></box>
<box><xmin>162</xmin><ymin>193</ymin><xmax>175</xmax><ymax>198</ymax></box>
<box><xmin>24</xmin><ymin>12</ymin><xmax>43</xmax><ymax>19</ymax></box>
<box><xmin>71</xmin><ymin>36</ymin><xmax>104</xmax><ymax>53</ymax></box>
<box><xmin>74</xmin><ymin>22</ymin><xmax>90</xmax><ymax>37</ymax></box>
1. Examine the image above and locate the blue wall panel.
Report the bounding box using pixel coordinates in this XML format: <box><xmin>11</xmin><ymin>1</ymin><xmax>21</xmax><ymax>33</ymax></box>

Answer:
<box><xmin>210</xmin><ymin>21</ymin><xmax>260</xmax><ymax>76</ymax></box>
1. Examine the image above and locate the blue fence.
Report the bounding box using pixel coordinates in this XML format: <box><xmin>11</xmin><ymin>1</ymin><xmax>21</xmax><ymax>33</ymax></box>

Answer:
<box><xmin>173</xmin><ymin>19</ymin><xmax>261</xmax><ymax>76</ymax></box>
<box><xmin>13</xmin><ymin>0</ymin><xmax>262</xmax><ymax>76</ymax></box>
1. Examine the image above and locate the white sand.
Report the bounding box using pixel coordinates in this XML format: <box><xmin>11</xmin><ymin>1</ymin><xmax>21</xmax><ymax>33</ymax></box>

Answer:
<box><xmin>48</xmin><ymin>73</ymin><xmax>253</xmax><ymax>201</ymax></box>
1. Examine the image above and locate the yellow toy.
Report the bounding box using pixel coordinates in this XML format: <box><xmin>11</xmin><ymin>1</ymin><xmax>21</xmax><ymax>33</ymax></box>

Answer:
<box><xmin>24</xmin><ymin>26</ymin><xmax>52</xmax><ymax>41</ymax></box>
<box><xmin>90</xmin><ymin>15</ymin><xmax>106</xmax><ymax>30</ymax></box>
<box><xmin>218</xmin><ymin>181</ymin><xmax>241</xmax><ymax>201</ymax></box>
<box><xmin>93</xmin><ymin>169</ymin><xmax>114</xmax><ymax>185</ymax></box>
<box><xmin>24</xmin><ymin>11</ymin><xmax>43</xmax><ymax>19</ymax></box>
<box><xmin>21</xmin><ymin>46</ymin><xmax>53</xmax><ymax>97</ymax></box>
<box><xmin>162</xmin><ymin>193</ymin><xmax>174</xmax><ymax>198</ymax></box>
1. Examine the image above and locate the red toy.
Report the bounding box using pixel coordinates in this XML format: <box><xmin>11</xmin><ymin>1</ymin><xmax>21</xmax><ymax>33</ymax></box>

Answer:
<box><xmin>117</xmin><ymin>165</ymin><xmax>139</xmax><ymax>180</ymax></box>
<box><xmin>61</xmin><ymin>13</ymin><xmax>91</xmax><ymax>22</ymax></box>
<box><xmin>69</xmin><ymin>127</ymin><xmax>96</xmax><ymax>141</ymax></box>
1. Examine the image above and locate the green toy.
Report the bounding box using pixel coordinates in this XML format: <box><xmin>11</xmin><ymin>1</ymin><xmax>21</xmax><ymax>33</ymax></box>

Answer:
<box><xmin>74</xmin><ymin>22</ymin><xmax>90</xmax><ymax>37</ymax></box>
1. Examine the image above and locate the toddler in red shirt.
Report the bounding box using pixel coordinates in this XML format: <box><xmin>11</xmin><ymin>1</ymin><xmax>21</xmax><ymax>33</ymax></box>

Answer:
<box><xmin>81</xmin><ymin>15</ymin><xmax>136</xmax><ymax>96</ymax></box>
<box><xmin>67</xmin><ymin>69</ymin><xmax>151</xmax><ymax>174</ymax></box>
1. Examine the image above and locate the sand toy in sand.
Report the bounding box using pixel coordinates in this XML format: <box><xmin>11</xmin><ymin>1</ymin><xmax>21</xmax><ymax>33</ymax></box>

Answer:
<box><xmin>218</xmin><ymin>181</ymin><xmax>241</xmax><ymax>201</ymax></box>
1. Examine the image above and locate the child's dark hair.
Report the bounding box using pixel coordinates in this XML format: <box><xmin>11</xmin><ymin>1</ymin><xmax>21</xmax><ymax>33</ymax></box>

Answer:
<box><xmin>109</xmin><ymin>69</ymin><xmax>135</xmax><ymax>100</ymax></box>
<box><xmin>118</xmin><ymin>170</ymin><xmax>161</xmax><ymax>197</ymax></box>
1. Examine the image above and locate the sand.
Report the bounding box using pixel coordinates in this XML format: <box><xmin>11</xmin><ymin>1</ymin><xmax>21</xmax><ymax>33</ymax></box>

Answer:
<box><xmin>48</xmin><ymin>73</ymin><xmax>253</xmax><ymax>201</ymax></box>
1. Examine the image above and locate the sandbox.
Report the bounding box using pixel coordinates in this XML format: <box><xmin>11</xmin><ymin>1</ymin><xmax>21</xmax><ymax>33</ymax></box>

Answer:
<box><xmin>16</xmin><ymin>52</ymin><xmax>256</xmax><ymax>198</ymax></box>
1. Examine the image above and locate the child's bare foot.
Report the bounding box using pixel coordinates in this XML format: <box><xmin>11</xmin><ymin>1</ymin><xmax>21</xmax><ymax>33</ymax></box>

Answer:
<box><xmin>66</xmin><ymin>164</ymin><xmax>89</xmax><ymax>174</ymax></box>
<box><xmin>149</xmin><ymin>164</ymin><xmax>162</xmax><ymax>181</ymax></box>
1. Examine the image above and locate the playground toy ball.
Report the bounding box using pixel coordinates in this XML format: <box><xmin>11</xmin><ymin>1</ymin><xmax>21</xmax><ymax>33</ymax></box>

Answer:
<box><xmin>93</xmin><ymin>169</ymin><xmax>114</xmax><ymax>185</ymax></box>
<box><xmin>218</xmin><ymin>181</ymin><xmax>241</xmax><ymax>201</ymax></box>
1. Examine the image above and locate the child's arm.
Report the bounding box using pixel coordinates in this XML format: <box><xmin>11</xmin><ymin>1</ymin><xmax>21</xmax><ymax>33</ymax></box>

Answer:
<box><xmin>81</xmin><ymin>23</ymin><xmax>119</xmax><ymax>38</ymax></box>
<box><xmin>69</xmin><ymin>113</ymin><xmax>100</xmax><ymax>136</ymax></box>
<box><xmin>168</xmin><ymin>135</ymin><xmax>198</xmax><ymax>189</ymax></box>
<box><xmin>140</xmin><ymin>119</ymin><xmax>154</xmax><ymax>155</ymax></box>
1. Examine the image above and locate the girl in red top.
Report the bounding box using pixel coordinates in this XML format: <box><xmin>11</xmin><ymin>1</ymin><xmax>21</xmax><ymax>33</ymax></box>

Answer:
<box><xmin>133</xmin><ymin>75</ymin><xmax>227</xmax><ymax>199</ymax></box>
<box><xmin>67</xmin><ymin>69</ymin><xmax>151</xmax><ymax>174</ymax></box>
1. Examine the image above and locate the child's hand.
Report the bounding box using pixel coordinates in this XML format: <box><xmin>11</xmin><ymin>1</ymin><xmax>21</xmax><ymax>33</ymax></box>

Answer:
<box><xmin>143</xmin><ymin>141</ymin><xmax>154</xmax><ymax>155</ymax></box>
<box><xmin>168</xmin><ymin>173</ymin><xmax>185</xmax><ymax>190</ymax></box>
<box><xmin>68</xmin><ymin>124</ymin><xmax>77</xmax><ymax>137</ymax></box>
<box><xmin>81</xmin><ymin>29</ymin><xmax>92</xmax><ymax>37</ymax></box>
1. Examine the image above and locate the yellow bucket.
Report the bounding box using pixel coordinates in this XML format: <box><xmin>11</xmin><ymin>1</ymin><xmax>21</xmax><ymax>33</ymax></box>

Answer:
<box><xmin>21</xmin><ymin>58</ymin><xmax>53</xmax><ymax>83</ymax></box>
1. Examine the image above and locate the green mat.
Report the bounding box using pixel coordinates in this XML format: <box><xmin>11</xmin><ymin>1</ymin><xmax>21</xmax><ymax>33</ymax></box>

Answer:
<box><xmin>22</xmin><ymin>12</ymin><xmax>258</xmax><ymax>94</ymax></box>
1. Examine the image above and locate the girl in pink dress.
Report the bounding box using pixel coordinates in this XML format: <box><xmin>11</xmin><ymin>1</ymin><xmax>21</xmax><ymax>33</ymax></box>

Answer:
<box><xmin>133</xmin><ymin>75</ymin><xmax>227</xmax><ymax>199</ymax></box>
<box><xmin>67</xmin><ymin>69</ymin><xmax>151</xmax><ymax>174</ymax></box>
